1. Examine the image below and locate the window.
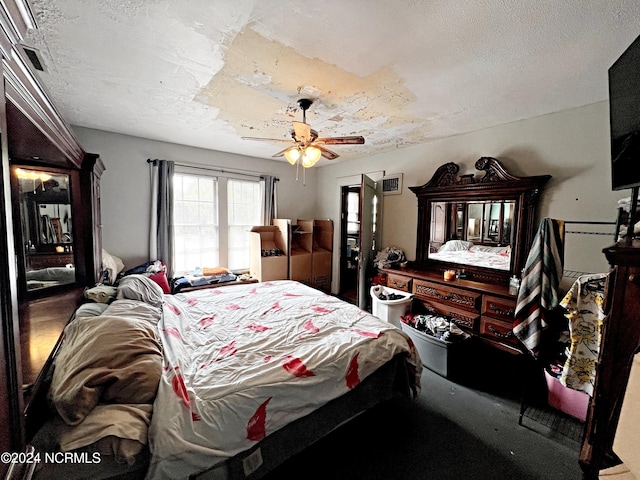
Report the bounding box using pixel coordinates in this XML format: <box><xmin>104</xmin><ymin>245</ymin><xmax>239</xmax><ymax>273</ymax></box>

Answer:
<box><xmin>173</xmin><ymin>171</ymin><xmax>261</xmax><ymax>275</ymax></box>
<box><xmin>227</xmin><ymin>179</ymin><xmax>261</xmax><ymax>270</ymax></box>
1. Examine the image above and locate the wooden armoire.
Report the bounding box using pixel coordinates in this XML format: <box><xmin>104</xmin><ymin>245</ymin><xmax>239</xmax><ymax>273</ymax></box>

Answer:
<box><xmin>580</xmin><ymin>238</ymin><xmax>640</xmax><ymax>479</ymax></box>
<box><xmin>0</xmin><ymin>2</ymin><xmax>103</xmax><ymax>473</ymax></box>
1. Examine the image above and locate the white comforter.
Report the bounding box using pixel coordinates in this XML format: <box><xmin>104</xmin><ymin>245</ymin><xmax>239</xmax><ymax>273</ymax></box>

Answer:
<box><xmin>429</xmin><ymin>247</ymin><xmax>511</xmax><ymax>270</ymax></box>
<box><xmin>146</xmin><ymin>280</ymin><xmax>420</xmax><ymax>479</ymax></box>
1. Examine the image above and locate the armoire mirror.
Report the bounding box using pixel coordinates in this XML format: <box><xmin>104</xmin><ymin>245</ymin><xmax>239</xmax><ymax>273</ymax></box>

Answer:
<box><xmin>410</xmin><ymin>157</ymin><xmax>551</xmax><ymax>284</ymax></box>
<box><xmin>12</xmin><ymin>166</ymin><xmax>78</xmax><ymax>294</ymax></box>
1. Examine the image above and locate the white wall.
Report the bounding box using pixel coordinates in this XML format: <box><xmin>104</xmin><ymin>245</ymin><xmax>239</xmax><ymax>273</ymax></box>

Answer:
<box><xmin>76</xmin><ymin>100</ymin><xmax>626</xmax><ymax>278</ymax></box>
<box><xmin>73</xmin><ymin>127</ymin><xmax>318</xmax><ymax>269</ymax></box>
<box><xmin>316</xmin><ymin>101</ymin><xmax>624</xmax><ymax>278</ymax></box>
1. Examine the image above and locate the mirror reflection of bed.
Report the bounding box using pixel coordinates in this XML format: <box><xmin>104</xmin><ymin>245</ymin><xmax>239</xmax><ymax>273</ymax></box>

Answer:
<box><xmin>15</xmin><ymin>168</ymin><xmax>77</xmax><ymax>293</ymax></box>
<box><xmin>428</xmin><ymin>200</ymin><xmax>515</xmax><ymax>272</ymax></box>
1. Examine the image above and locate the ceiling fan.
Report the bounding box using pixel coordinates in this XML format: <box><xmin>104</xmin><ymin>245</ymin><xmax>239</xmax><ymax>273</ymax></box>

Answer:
<box><xmin>241</xmin><ymin>99</ymin><xmax>365</xmax><ymax>169</ymax></box>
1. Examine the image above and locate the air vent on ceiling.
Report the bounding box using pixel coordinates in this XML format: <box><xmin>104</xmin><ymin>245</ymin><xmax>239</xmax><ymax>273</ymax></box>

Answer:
<box><xmin>22</xmin><ymin>45</ymin><xmax>46</xmax><ymax>72</ymax></box>
<box><xmin>382</xmin><ymin>174</ymin><xmax>403</xmax><ymax>195</ymax></box>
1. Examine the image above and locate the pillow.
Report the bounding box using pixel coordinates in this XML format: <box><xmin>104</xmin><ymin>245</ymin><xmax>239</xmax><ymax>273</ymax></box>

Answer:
<box><xmin>117</xmin><ymin>274</ymin><xmax>164</xmax><ymax>308</ymax></box>
<box><xmin>73</xmin><ymin>302</ymin><xmax>109</xmax><ymax>319</ymax></box>
<box><xmin>101</xmin><ymin>249</ymin><xmax>125</xmax><ymax>285</ymax></box>
<box><xmin>438</xmin><ymin>240</ymin><xmax>473</xmax><ymax>252</ymax></box>
<box><xmin>84</xmin><ymin>285</ymin><xmax>117</xmax><ymax>303</ymax></box>
<box><xmin>469</xmin><ymin>245</ymin><xmax>510</xmax><ymax>254</ymax></box>
<box><xmin>148</xmin><ymin>270</ymin><xmax>171</xmax><ymax>294</ymax></box>
<box><xmin>50</xmin><ymin>315</ymin><xmax>162</xmax><ymax>425</ymax></box>
<box><xmin>104</xmin><ymin>299</ymin><xmax>162</xmax><ymax>326</ymax></box>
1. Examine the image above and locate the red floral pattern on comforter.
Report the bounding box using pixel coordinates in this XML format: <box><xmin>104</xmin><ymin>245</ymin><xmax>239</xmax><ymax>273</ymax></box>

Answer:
<box><xmin>146</xmin><ymin>280</ymin><xmax>420</xmax><ymax>479</ymax></box>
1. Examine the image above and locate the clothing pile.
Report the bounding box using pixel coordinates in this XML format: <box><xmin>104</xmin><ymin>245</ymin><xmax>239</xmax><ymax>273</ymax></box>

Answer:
<box><xmin>171</xmin><ymin>269</ymin><xmax>237</xmax><ymax>293</ymax></box>
<box><xmin>401</xmin><ymin>312</ymin><xmax>469</xmax><ymax>343</ymax></box>
<box><xmin>373</xmin><ymin>247</ymin><xmax>406</xmax><ymax>269</ymax></box>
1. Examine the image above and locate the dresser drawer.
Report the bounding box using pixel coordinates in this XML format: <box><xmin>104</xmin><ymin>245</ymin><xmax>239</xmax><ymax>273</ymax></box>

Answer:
<box><xmin>387</xmin><ymin>273</ymin><xmax>412</xmax><ymax>292</ymax></box>
<box><xmin>27</xmin><ymin>253</ymin><xmax>74</xmax><ymax>270</ymax></box>
<box><xmin>481</xmin><ymin>295</ymin><xmax>516</xmax><ymax>322</ymax></box>
<box><xmin>416</xmin><ymin>300</ymin><xmax>479</xmax><ymax>332</ymax></box>
<box><xmin>413</xmin><ymin>279</ymin><xmax>481</xmax><ymax>313</ymax></box>
<box><xmin>480</xmin><ymin>316</ymin><xmax>520</xmax><ymax>348</ymax></box>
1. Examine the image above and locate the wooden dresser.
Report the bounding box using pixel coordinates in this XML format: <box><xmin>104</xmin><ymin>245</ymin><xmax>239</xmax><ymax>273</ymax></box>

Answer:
<box><xmin>383</xmin><ymin>266</ymin><xmax>521</xmax><ymax>354</ymax></box>
<box><xmin>580</xmin><ymin>238</ymin><xmax>640</xmax><ymax>479</ymax></box>
<box><xmin>381</xmin><ymin>157</ymin><xmax>550</xmax><ymax>357</ymax></box>
<box><xmin>26</xmin><ymin>252</ymin><xmax>74</xmax><ymax>270</ymax></box>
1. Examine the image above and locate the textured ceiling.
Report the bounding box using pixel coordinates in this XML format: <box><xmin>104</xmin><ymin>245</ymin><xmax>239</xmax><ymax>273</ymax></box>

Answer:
<box><xmin>23</xmin><ymin>0</ymin><xmax>640</xmax><ymax>165</ymax></box>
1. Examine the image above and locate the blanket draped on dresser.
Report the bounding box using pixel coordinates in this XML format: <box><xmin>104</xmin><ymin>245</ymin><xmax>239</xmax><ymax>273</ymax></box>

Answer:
<box><xmin>513</xmin><ymin>218</ymin><xmax>565</xmax><ymax>356</ymax></box>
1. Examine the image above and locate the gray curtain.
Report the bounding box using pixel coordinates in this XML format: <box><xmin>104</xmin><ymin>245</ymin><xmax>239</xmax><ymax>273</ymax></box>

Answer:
<box><xmin>261</xmin><ymin>175</ymin><xmax>278</xmax><ymax>225</ymax></box>
<box><xmin>149</xmin><ymin>159</ymin><xmax>174</xmax><ymax>277</ymax></box>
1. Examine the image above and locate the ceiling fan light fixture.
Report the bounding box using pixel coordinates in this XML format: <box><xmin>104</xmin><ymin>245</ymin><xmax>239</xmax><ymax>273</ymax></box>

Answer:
<box><xmin>301</xmin><ymin>146</ymin><xmax>321</xmax><ymax>168</ymax></box>
<box><xmin>284</xmin><ymin>147</ymin><xmax>301</xmax><ymax>165</ymax></box>
<box><xmin>241</xmin><ymin>97</ymin><xmax>365</xmax><ymax>174</ymax></box>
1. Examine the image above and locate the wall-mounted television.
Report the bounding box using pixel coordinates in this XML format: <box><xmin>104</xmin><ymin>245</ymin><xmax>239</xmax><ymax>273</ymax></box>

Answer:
<box><xmin>609</xmin><ymin>34</ymin><xmax>640</xmax><ymax>191</ymax></box>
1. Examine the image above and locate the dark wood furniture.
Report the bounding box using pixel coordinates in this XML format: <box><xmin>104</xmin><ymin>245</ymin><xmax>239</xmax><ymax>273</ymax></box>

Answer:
<box><xmin>579</xmin><ymin>238</ymin><xmax>640</xmax><ymax>479</ymax></box>
<box><xmin>0</xmin><ymin>1</ymin><xmax>102</xmax><ymax>468</ymax></box>
<box><xmin>20</xmin><ymin>288</ymin><xmax>84</xmax><ymax>404</ymax></box>
<box><xmin>26</xmin><ymin>253</ymin><xmax>74</xmax><ymax>270</ymax></box>
<box><xmin>79</xmin><ymin>154</ymin><xmax>106</xmax><ymax>285</ymax></box>
<box><xmin>383</xmin><ymin>158</ymin><xmax>550</xmax><ymax>353</ymax></box>
<box><xmin>383</xmin><ymin>265</ymin><xmax>521</xmax><ymax>353</ymax></box>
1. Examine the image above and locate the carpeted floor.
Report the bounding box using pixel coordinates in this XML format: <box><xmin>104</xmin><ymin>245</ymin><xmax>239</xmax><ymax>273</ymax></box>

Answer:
<box><xmin>264</xmin><ymin>343</ymin><xmax>585</xmax><ymax>480</ymax></box>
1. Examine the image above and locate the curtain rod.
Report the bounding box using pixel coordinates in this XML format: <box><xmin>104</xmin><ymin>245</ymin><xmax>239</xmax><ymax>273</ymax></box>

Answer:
<box><xmin>147</xmin><ymin>159</ymin><xmax>279</xmax><ymax>181</ymax></box>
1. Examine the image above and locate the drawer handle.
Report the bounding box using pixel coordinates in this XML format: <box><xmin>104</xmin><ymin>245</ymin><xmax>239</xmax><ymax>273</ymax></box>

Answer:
<box><xmin>422</xmin><ymin>306</ymin><xmax>473</xmax><ymax>328</ymax></box>
<box><xmin>489</xmin><ymin>304</ymin><xmax>515</xmax><ymax>317</ymax></box>
<box><xmin>630</xmin><ymin>274</ymin><xmax>640</xmax><ymax>284</ymax></box>
<box><xmin>423</xmin><ymin>287</ymin><xmax>453</xmax><ymax>301</ymax></box>
<box><xmin>452</xmin><ymin>317</ymin><xmax>473</xmax><ymax>328</ymax></box>
<box><xmin>391</xmin><ymin>280</ymin><xmax>407</xmax><ymax>288</ymax></box>
<box><xmin>488</xmin><ymin>325</ymin><xmax>515</xmax><ymax>339</ymax></box>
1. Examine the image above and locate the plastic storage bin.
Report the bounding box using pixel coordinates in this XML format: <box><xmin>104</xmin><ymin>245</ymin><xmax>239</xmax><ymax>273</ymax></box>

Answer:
<box><xmin>399</xmin><ymin>322</ymin><xmax>470</xmax><ymax>378</ymax></box>
<box><xmin>544</xmin><ymin>370</ymin><xmax>590</xmax><ymax>421</ymax></box>
<box><xmin>370</xmin><ymin>285</ymin><xmax>413</xmax><ymax>328</ymax></box>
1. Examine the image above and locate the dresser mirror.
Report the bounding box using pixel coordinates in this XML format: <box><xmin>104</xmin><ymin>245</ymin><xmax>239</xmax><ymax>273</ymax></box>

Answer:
<box><xmin>410</xmin><ymin>157</ymin><xmax>551</xmax><ymax>284</ymax></box>
<box><xmin>12</xmin><ymin>166</ymin><xmax>78</xmax><ymax>295</ymax></box>
<box><xmin>427</xmin><ymin>199</ymin><xmax>516</xmax><ymax>271</ymax></box>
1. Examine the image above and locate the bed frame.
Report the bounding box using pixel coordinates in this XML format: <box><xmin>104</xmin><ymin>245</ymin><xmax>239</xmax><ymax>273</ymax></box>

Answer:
<box><xmin>24</xmin><ymin>350</ymin><xmax>410</xmax><ymax>480</ymax></box>
<box><xmin>190</xmin><ymin>354</ymin><xmax>411</xmax><ymax>480</ymax></box>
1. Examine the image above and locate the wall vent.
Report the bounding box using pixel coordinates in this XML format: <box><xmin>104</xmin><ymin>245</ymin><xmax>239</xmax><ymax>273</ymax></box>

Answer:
<box><xmin>382</xmin><ymin>174</ymin><xmax>403</xmax><ymax>195</ymax></box>
<box><xmin>22</xmin><ymin>45</ymin><xmax>46</xmax><ymax>72</ymax></box>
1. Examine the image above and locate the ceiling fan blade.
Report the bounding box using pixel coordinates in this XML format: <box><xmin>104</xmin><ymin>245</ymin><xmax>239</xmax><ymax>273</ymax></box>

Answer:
<box><xmin>272</xmin><ymin>146</ymin><xmax>295</xmax><ymax>158</ymax></box>
<box><xmin>241</xmin><ymin>136</ymin><xmax>293</xmax><ymax>144</ymax></box>
<box><xmin>292</xmin><ymin>122</ymin><xmax>312</xmax><ymax>142</ymax></box>
<box><xmin>317</xmin><ymin>145</ymin><xmax>340</xmax><ymax>160</ymax></box>
<box><xmin>315</xmin><ymin>136</ymin><xmax>365</xmax><ymax>145</ymax></box>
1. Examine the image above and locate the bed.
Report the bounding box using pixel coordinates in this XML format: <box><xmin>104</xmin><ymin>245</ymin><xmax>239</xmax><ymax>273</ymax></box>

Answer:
<box><xmin>25</xmin><ymin>266</ymin><xmax>76</xmax><ymax>289</ymax></box>
<box><xmin>428</xmin><ymin>240</ymin><xmax>511</xmax><ymax>271</ymax></box>
<box><xmin>30</xmin><ymin>275</ymin><xmax>421</xmax><ymax>480</ymax></box>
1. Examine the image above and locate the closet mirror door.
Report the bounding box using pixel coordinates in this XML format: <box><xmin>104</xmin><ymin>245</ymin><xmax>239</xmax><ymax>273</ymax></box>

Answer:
<box><xmin>13</xmin><ymin>166</ymin><xmax>77</xmax><ymax>295</ymax></box>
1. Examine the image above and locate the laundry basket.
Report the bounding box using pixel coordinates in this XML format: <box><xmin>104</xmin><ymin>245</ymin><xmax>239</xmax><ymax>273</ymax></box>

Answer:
<box><xmin>370</xmin><ymin>285</ymin><xmax>413</xmax><ymax>328</ymax></box>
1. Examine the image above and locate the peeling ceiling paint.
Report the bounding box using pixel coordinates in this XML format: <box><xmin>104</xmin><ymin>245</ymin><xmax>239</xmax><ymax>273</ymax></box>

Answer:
<box><xmin>197</xmin><ymin>27</ymin><xmax>425</xmax><ymax>154</ymax></box>
<box><xmin>23</xmin><ymin>0</ymin><xmax>640</xmax><ymax>165</ymax></box>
